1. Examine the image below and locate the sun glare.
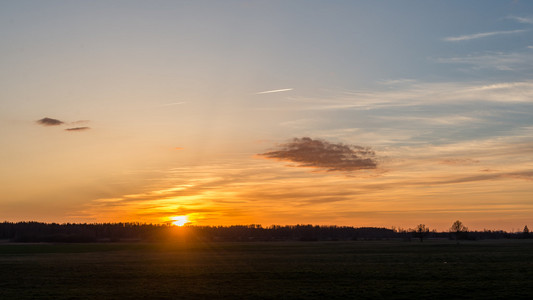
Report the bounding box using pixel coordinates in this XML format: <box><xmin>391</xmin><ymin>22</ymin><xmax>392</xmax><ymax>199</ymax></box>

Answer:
<box><xmin>171</xmin><ymin>215</ymin><xmax>189</xmax><ymax>226</ymax></box>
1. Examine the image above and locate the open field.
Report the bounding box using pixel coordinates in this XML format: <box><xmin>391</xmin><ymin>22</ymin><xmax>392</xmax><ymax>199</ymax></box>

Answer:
<box><xmin>1</xmin><ymin>240</ymin><xmax>533</xmax><ymax>299</ymax></box>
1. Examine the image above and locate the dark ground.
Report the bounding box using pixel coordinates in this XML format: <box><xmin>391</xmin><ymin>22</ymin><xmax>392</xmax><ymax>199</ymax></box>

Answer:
<box><xmin>1</xmin><ymin>240</ymin><xmax>532</xmax><ymax>299</ymax></box>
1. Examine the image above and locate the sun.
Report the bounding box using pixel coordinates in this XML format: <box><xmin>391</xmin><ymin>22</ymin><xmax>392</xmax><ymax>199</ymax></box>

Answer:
<box><xmin>170</xmin><ymin>215</ymin><xmax>189</xmax><ymax>226</ymax></box>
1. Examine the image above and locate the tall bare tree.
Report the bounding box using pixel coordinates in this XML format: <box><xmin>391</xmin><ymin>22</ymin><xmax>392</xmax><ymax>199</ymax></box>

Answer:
<box><xmin>414</xmin><ymin>224</ymin><xmax>429</xmax><ymax>242</ymax></box>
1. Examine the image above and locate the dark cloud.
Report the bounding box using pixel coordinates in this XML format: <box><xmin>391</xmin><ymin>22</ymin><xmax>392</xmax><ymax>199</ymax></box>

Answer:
<box><xmin>65</xmin><ymin>127</ymin><xmax>90</xmax><ymax>131</ymax></box>
<box><xmin>259</xmin><ymin>137</ymin><xmax>377</xmax><ymax>172</ymax></box>
<box><xmin>36</xmin><ymin>117</ymin><xmax>64</xmax><ymax>126</ymax></box>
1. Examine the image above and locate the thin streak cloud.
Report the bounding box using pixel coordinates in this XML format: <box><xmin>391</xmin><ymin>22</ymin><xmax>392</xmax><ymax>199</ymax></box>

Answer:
<box><xmin>443</xmin><ymin>29</ymin><xmax>527</xmax><ymax>42</ymax></box>
<box><xmin>507</xmin><ymin>16</ymin><xmax>533</xmax><ymax>24</ymax></box>
<box><xmin>256</xmin><ymin>88</ymin><xmax>293</xmax><ymax>95</ymax></box>
<box><xmin>65</xmin><ymin>127</ymin><xmax>90</xmax><ymax>131</ymax></box>
<box><xmin>70</xmin><ymin>120</ymin><xmax>90</xmax><ymax>125</ymax></box>
<box><xmin>436</xmin><ymin>51</ymin><xmax>533</xmax><ymax>71</ymax></box>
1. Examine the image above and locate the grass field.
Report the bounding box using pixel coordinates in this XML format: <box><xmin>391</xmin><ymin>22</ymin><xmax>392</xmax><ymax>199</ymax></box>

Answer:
<box><xmin>1</xmin><ymin>240</ymin><xmax>533</xmax><ymax>299</ymax></box>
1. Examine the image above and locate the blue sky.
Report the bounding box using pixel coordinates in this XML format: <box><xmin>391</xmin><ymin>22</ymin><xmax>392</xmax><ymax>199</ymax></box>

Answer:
<box><xmin>1</xmin><ymin>1</ymin><xmax>533</xmax><ymax>230</ymax></box>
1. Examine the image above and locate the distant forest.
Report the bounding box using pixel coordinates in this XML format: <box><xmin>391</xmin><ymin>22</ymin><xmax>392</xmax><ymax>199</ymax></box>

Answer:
<box><xmin>0</xmin><ymin>221</ymin><xmax>530</xmax><ymax>243</ymax></box>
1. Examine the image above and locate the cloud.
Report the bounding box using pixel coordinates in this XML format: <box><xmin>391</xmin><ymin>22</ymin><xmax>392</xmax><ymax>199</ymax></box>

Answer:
<box><xmin>136</xmin><ymin>206</ymin><xmax>226</xmax><ymax>218</ymax></box>
<box><xmin>259</xmin><ymin>137</ymin><xmax>377</xmax><ymax>172</ymax></box>
<box><xmin>75</xmin><ymin>143</ymin><xmax>533</xmax><ymax>227</ymax></box>
<box><xmin>36</xmin><ymin>117</ymin><xmax>91</xmax><ymax>130</ymax></box>
<box><xmin>439</xmin><ymin>158</ymin><xmax>480</xmax><ymax>165</ymax></box>
<box><xmin>70</xmin><ymin>120</ymin><xmax>90</xmax><ymax>125</ymax></box>
<box><xmin>300</xmin><ymin>80</ymin><xmax>533</xmax><ymax>113</ymax></box>
<box><xmin>256</xmin><ymin>88</ymin><xmax>293</xmax><ymax>95</ymax></box>
<box><xmin>425</xmin><ymin>170</ymin><xmax>533</xmax><ymax>185</ymax></box>
<box><xmin>436</xmin><ymin>51</ymin><xmax>533</xmax><ymax>71</ymax></box>
<box><xmin>506</xmin><ymin>171</ymin><xmax>533</xmax><ymax>181</ymax></box>
<box><xmin>65</xmin><ymin>127</ymin><xmax>90</xmax><ymax>131</ymax></box>
<box><xmin>507</xmin><ymin>16</ymin><xmax>533</xmax><ymax>24</ymax></box>
<box><xmin>36</xmin><ymin>117</ymin><xmax>64</xmax><ymax>126</ymax></box>
<box><xmin>443</xmin><ymin>29</ymin><xmax>527</xmax><ymax>42</ymax></box>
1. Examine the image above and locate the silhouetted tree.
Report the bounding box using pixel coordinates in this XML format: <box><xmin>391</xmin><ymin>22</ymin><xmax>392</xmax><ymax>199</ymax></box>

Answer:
<box><xmin>414</xmin><ymin>224</ymin><xmax>429</xmax><ymax>242</ymax></box>
<box><xmin>450</xmin><ymin>220</ymin><xmax>468</xmax><ymax>240</ymax></box>
<box><xmin>523</xmin><ymin>225</ymin><xmax>530</xmax><ymax>239</ymax></box>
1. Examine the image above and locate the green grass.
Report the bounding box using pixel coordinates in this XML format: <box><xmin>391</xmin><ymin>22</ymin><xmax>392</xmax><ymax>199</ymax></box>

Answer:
<box><xmin>1</xmin><ymin>240</ymin><xmax>533</xmax><ymax>299</ymax></box>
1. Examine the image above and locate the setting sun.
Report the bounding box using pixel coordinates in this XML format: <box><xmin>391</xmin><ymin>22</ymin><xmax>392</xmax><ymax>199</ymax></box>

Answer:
<box><xmin>170</xmin><ymin>215</ymin><xmax>189</xmax><ymax>227</ymax></box>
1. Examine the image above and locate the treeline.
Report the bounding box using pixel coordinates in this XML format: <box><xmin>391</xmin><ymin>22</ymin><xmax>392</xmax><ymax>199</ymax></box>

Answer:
<box><xmin>0</xmin><ymin>222</ymin><xmax>530</xmax><ymax>243</ymax></box>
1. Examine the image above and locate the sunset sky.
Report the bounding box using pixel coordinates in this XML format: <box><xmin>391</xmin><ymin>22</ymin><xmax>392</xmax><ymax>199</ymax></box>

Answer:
<box><xmin>2</xmin><ymin>1</ymin><xmax>533</xmax><ymax>231</ymax></box>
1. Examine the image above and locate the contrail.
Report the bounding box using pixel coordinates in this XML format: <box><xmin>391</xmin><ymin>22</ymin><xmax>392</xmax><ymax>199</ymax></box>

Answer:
<box><xmin>256</xmin><ymin>88</ymin><xmax>293</xmax><ymax>95</ymax></box>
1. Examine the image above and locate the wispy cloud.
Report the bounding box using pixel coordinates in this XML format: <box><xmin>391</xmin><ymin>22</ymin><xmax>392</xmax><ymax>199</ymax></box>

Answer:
<box><xmin>437</xmin><ymin>51</ymin><xmax>533</xmax><ymax>71</ymax></box>
<box><xmin>419</xmin><ymin>170</ymin><xmax>533</xmax><ymax>185</ymax></box>
<box><xmin>70</xmin><ymin>120</ymin><xmax>90</xmax><ymax>125</ymax></box>
<box><xmin>285</xmin><ymin>80</ymin><xmax>533</xmax><ymax>116</ymax></box>
<box><xmin>36</xmin><ymin>117</ymin><xmax>64</xmax><ymax>126</ymax></box>
<box><xmin>439</xmin><ymin>158</ymin><xmax>479</xmax><ymax>165</ymax></box>
<box><xmin>256</xmin><ymin>88</ymin><xmax>293</xmax><ymax>95</ymax></box>
<box><xmin>377</xmin><ymin>115</ymin><xmax>480</xmax><ymax>126</ymax></box>
<box><xmin>507</xmin><ymin>16</ymin><xmax>533</xmax><ymax>24</ymax></box>
<box><xmin>259</xmin><ymin>137</ymin><xmax>377</xmax><ymax>172</ymax></box>
<box><xmin>443</xmin><ymin>29</ymin><xmax>526</xmax><ymax>42</ymax></box>
<box><xmin>65</xmin><ymin>127</ymin><xmax>90</xmax><ymax>131</ymax></box>
<box><xmin>77</xmin><ymin>139</ymin><xmax>533</xmax><ymax>228</ymax></box>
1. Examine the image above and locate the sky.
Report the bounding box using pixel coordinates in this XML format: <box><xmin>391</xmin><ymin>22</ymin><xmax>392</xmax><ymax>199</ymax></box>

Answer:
<box><xmin>1</xmin><ymin>0</ymin><xmax>533</xmax><ymax>231</ymax></box>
